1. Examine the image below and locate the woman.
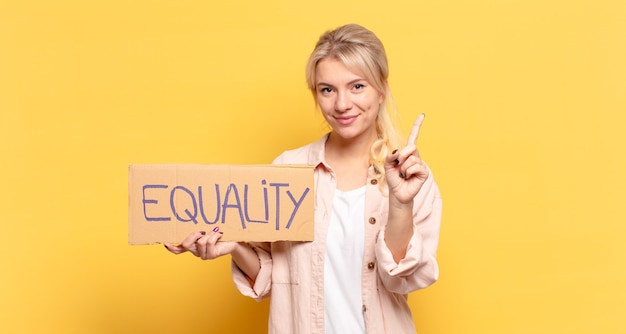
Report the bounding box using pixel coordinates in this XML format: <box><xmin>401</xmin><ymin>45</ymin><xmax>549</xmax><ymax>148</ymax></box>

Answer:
<box><xmin>165</xmin><ymin>23</ymin><xmax>442</xmax><ymax>334</ymax></box>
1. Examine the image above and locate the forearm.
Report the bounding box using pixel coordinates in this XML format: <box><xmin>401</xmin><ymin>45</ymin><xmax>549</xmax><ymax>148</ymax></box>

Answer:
<box><xmin>231</xmin><ymin>242</ymin><xmax>261</xmax><ymax>284</ymax></box>
<box><xmin>384</xmin><ymin>197</ymin><xmax>414</xmax><ymax>263</ymax></box>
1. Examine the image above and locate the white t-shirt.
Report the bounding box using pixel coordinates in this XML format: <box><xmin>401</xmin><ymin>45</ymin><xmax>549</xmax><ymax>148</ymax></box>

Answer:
<box><xmin>324</xmin><ymin>186</ymin><xmax>366</xmax><ymax>334</ymax></box>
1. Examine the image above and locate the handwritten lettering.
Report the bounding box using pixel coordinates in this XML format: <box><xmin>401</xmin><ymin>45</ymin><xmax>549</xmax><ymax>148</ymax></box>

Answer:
<box><xmin>141</xmin><ymin>180</ymin><xmax>310</xmax><ymax>230</ymax></box>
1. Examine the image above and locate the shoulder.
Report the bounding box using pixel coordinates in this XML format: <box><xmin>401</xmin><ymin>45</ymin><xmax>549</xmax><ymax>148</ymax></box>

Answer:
<box><xmin>272</xmin><ymin>143</ymin><xmax>316</xmax><ymax>165</ymax></box>
<box><xmin>272</xmin><ymin>134</ymin><xmax>328</xmax><ymax>165</ymax></box>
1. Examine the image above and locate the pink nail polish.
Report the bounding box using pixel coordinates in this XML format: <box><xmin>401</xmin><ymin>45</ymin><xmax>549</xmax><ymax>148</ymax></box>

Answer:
<box><xmin>199</xmin><ymin>231</ymin><xmax>206</xmax><ymax>235</ymax></box>
<box><xmin>212</xmin><ymin>226</ymin><xmax>220</xmax><ymax>232</ymax></box>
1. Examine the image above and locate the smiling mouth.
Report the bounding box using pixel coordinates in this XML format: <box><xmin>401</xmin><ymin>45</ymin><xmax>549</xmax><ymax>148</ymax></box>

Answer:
<box><xmin>335</xmin><ymin>115</ymin><xmax>358</xmax><ymax>125</ymax></box>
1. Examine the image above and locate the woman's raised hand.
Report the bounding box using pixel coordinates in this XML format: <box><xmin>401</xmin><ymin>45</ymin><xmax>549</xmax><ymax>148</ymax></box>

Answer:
<box><xmin>385</xmin><ymin>113</ymin><xmax>430</xmax><ymax>204</ymax></box>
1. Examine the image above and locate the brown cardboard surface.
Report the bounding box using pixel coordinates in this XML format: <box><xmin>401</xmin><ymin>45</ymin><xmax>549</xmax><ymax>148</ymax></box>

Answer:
<box><xmin>128</xmin><ymin>164</ymin><xmax>314</xmax><ymax>245</ymax></box>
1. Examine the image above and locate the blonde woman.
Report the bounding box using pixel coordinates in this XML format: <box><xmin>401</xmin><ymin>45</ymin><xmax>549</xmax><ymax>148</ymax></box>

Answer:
<box><xmin>166</xmin><ymin>24</ymin><xmax>442</xmax><ymax>334</ymax></box>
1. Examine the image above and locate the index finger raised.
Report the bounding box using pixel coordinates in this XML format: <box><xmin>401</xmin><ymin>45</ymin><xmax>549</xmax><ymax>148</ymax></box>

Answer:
<box><xmin>407</xmin><ymin>113</ymin><xmax>426</xmax><ymax>145</ymax></box>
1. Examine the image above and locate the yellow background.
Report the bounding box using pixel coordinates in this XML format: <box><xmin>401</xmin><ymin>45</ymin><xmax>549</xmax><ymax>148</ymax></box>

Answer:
<box><xmin>1</xmin><ymin>0</ymin><xmax>624</xmax><ymax>333</ymax></box>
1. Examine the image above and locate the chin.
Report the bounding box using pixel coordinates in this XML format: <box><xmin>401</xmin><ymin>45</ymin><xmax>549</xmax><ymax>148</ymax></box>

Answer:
<box><xmin>331</xmin><ymin>129</ymin><xmax>367</xmax><ymax>141</ymax></box>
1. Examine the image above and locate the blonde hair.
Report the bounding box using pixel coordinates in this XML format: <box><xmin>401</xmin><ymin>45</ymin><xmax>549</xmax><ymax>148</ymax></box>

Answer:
<box><xmin>305</xmin><ymin>24</ymin><xmax>404</xmax><ymax>188</ymax></box>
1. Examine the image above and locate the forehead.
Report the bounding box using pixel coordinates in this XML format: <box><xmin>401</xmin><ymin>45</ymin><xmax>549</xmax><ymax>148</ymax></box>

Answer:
<box><xmin>315</xmin><ymin>58</ymin><xmax>365</xmax><ymax>85</ymax></box>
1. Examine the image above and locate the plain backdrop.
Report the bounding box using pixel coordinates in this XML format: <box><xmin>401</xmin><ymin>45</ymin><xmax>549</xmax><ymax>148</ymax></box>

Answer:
<box><xmin>1</xmin><ymin>0</ymin><xmax>625</xmax><ymax>333</ymax></box>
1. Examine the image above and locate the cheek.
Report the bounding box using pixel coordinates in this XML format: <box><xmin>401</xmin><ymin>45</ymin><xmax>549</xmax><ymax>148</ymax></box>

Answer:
<box><xmin>318</xmin><ymin>99</ymin><xmax>334</xmax><ymax>115</ymax></box>
<box><xmin>357</xmin><ymin>95</ymin><xmax>381</xmax><ymax>112</ymax></box>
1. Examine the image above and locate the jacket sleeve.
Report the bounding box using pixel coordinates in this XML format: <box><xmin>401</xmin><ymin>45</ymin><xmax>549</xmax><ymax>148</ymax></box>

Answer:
<box><xmin>231</xmin><ymin>242</ymin><xmax>273</xmax><ymax>302</ymax></box>
<box><xmin>375</xmin><ymin>166</ymin><xmax>443</xmax><ymax>294</ymax></box>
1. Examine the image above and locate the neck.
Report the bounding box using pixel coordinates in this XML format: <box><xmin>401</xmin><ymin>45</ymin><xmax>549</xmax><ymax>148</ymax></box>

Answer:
<box><xmin>325</xmin><ymin>131</ymin><xmax>377</xmax><ymax>162</ymax></box>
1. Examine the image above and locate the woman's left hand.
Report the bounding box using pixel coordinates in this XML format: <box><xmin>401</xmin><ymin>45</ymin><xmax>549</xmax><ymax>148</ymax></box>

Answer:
<box><xmin>385</xmin><ymin>113</ymin><xmax>429</xmax><ymax>204</ymax></box>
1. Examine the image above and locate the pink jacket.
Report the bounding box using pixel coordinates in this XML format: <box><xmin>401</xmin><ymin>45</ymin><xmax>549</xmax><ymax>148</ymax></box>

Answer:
<box><xmin>231</xmin><ymin>135</ymin><xmax>442</xmax><ymax>334</ymax></box>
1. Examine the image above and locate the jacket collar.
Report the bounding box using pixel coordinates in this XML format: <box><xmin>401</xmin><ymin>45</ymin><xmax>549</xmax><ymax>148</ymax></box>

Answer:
<box><xmin>307</xmin><ymin>133</ymin><xmax>330</xmax><ymax>168</ymax></box>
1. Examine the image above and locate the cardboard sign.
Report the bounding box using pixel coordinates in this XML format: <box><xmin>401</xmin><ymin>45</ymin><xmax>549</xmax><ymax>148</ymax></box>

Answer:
<box><xmin>128</xmin><ymin>164</ymin><xmax>314</xmax><ymax>245</ymax></box>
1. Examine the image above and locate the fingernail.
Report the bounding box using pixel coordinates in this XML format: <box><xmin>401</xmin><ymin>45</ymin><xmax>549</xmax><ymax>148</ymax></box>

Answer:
<box><xmin>399</xmin><ymin>172</ymin><xmax>406</xmax><ymax>178</ymax></box>
<box><xmin>394</xmin><ymin>158</ymin><xmax>400</xmax><ymax>165</ymax></box>
<box><xmin>392</xmin><ymin>149</ymin><xmax>398</xmax><ymax>154</ymax></box>
<box><xmin>163</xmin><ymin>244</ymin><xmax>169</xmax><ymax>249</ymax></box>
<box><xmin>200</xmin><ymin>231</ymin><xmax>206</xmax><ymax>235</ymax></box>
<box><xmin>212</xmin><ymin>226</ymin><xmax>220</xmax><ymax>233</ymax></box>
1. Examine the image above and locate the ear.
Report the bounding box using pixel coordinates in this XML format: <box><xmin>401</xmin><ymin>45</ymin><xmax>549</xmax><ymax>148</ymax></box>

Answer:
<box><xmin>379</xmin><ymin>80</ymin><xmax>388</xmax><ymax>104</ymax></box>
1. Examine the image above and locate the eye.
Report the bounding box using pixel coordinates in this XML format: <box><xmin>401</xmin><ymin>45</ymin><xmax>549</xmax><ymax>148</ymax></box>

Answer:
<box><xmin>353</xmin><ymin>83</ymin><xmax>366</xmax><ymax>90</ymax></box>
<box><xmin>319</xmin><ymin>87</ymin><xmax>333</xmax><ymax>94</ymax></box>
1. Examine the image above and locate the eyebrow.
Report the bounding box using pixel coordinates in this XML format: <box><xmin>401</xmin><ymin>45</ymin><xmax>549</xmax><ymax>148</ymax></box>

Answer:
<box><xmin>316</xmin><ymin>78</ymin><xmax>365</xmax><ymax>88</ymax></box>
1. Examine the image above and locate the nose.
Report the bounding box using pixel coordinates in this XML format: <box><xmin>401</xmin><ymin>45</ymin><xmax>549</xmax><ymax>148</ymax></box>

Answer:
<box><xmin>334</xmin><ymin>90</ymin><xmax>353</xmax><ymax>112</ymax></box>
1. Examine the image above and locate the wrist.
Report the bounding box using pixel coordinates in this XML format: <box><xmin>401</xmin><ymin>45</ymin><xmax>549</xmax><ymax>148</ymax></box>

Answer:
<box><xmin>389</xmin><ymin>195</ymin><xmax>413</xmax><ymax>211</ymax></box>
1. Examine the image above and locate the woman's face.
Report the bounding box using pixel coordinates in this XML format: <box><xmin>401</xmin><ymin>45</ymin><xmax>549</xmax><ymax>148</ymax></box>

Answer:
<box><xmin>315</xmin><ymin>58</ymin><xmax>383</xmax><ymax>143</ymax></box>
